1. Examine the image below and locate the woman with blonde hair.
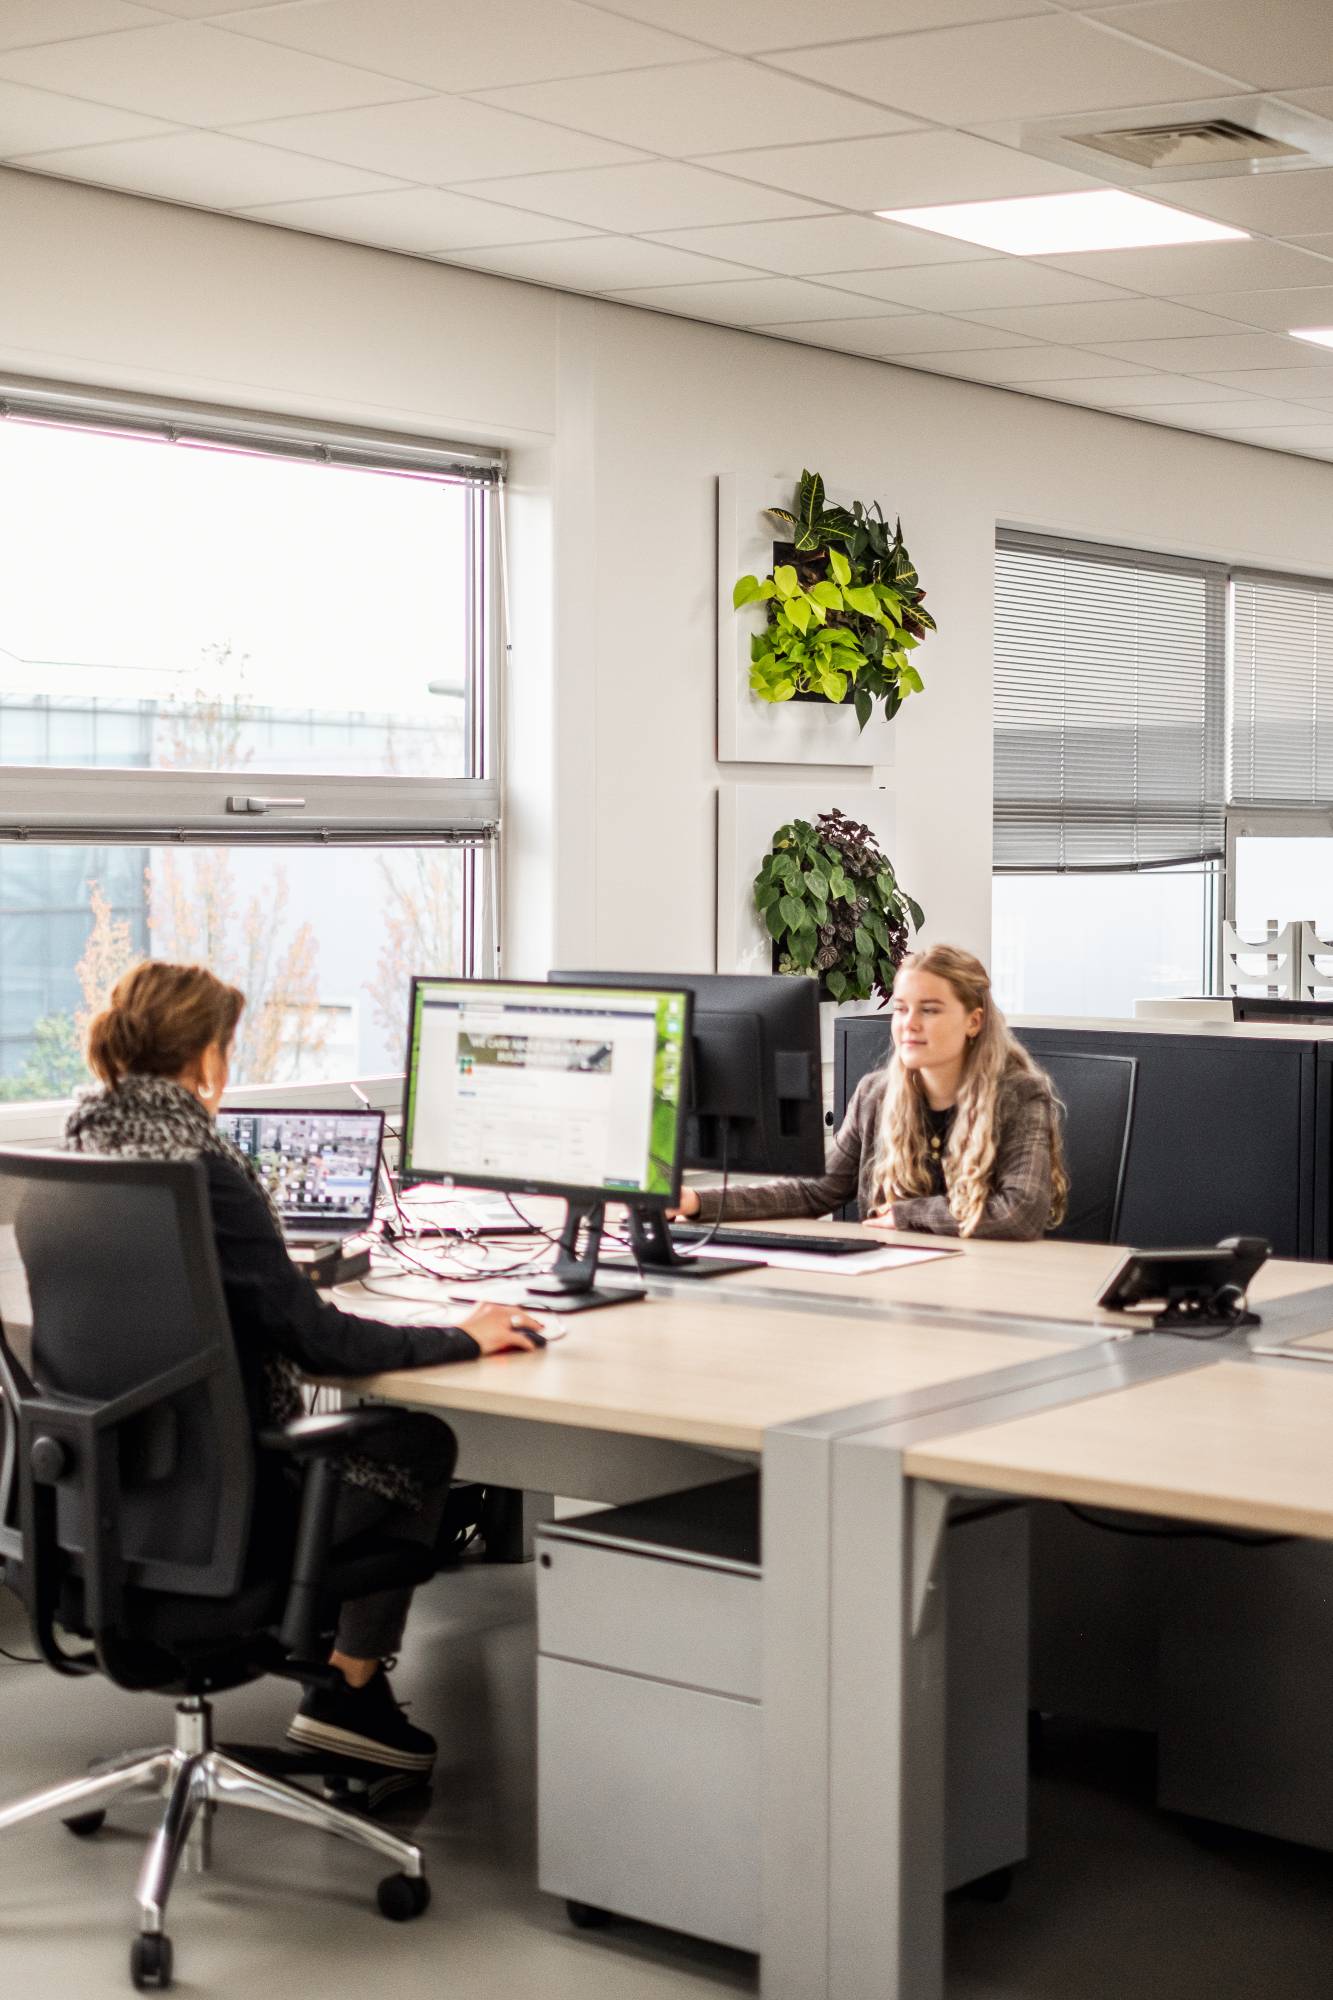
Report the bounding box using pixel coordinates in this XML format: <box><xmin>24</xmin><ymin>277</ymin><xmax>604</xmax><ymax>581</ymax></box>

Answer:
<box><xmin>65</xmin><ymin>960</ymin><xmax>545</xmax><ymax>1778</ymax></box>
<box><xmin>675</xmin><ymin>944</ymin><xmax>1066</xmax><ymax>1241</ymax></box>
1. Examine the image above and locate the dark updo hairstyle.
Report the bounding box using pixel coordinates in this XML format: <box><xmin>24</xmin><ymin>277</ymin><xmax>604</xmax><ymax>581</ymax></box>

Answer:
<box><xmin>86</xmin><ymin>961</ymin><xmax>245</xmax><ymax>1089</ymax></box>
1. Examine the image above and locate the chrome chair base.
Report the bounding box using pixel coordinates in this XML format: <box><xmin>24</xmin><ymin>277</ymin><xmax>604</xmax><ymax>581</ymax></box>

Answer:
<box><xmin>0</xmin><ymin>1694</ymin><xmax>427</xmax><ymax>1972</ymax></box>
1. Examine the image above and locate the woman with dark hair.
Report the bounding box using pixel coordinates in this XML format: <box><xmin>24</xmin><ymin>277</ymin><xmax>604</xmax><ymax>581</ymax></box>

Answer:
<box><xmin>66</xmin><ymin>959</ymin><xmax>545</xmax><ymax>1776</ymax></box>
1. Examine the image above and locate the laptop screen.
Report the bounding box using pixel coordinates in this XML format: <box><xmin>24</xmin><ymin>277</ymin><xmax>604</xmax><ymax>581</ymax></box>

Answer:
<box><xmin>218</xmin><ymin>1108</ymin><xmax>384</xmax><ymax>1230</ymax></box>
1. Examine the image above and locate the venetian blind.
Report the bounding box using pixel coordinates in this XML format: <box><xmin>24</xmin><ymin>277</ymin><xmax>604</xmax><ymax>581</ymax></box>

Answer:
<box><xmin>994</xmin><ymin>531</ymin><xmax>1226</xmax><ymax>872</ymax></box>
<box><xmin>1231</xmin><ymin>569</ymin><xmax>1333</xmax><ymax>805</ymax></box>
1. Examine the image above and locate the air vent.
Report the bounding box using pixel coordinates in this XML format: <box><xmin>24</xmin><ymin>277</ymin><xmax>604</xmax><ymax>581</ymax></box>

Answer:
<box><xmin>1077</xmin><ymin>119</ymin><xmax>1305</xmax><ymax>170</ymax></box>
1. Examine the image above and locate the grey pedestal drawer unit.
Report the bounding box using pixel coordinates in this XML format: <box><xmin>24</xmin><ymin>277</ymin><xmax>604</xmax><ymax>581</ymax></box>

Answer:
<box><xmin>536</xmin><ymin>1475</ymin><xmax>1028</xmax><ymax>1951</ymax></box>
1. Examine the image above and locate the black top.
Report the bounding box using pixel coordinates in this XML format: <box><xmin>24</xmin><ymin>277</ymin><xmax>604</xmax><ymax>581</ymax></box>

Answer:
<box><xmin>923</xmin><ymin>1103</ymin><xmax>957</xmax><ymax>1196</ymax></box>
<box><xmin>203</xmin><ymin>1154</ymin><xmax>479</xmax><ymax>1425</ymax></box>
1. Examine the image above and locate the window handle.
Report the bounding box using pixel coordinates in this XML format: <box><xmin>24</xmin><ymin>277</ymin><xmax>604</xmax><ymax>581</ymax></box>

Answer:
<box><xmin>226</xmin><ymin>795</ymin><xmax>307</xmax><ymax>814</ymax></box>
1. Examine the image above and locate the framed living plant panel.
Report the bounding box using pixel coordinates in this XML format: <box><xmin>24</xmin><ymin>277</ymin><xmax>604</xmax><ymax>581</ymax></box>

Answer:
<box><xmin>717</xmin><ymin>472</ymin><xmax>903</xmax><ymax>767</ymax></box>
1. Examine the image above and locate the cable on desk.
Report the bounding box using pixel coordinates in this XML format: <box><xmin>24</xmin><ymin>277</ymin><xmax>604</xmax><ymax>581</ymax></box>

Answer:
<box><xmin>0</xmin><ymin>1644</ymin><xmax>40</xmax><ymax>1665</ymax></box>
<box><xmin>1063</xmin><ymin>1503</ymin><xmax>1292</xmax><ymax>1548</ymax></box>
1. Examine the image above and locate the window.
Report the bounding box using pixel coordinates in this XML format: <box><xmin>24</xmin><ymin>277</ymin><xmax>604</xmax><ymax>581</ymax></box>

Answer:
<box><xmin>994</xmin><ymin>534</ymin><xmax>1333</xmax><ymax>1013</ymax></box>
<box><xmin>0</xmin><ymin>385</ymin><xmax>501</xmax><ymax>1101</ymax></box>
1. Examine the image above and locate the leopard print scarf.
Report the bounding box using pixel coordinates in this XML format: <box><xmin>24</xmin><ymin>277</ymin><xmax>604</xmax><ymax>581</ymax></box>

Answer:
<box><xmin>63</xmin><ymin>1076</ymin><xmax>418</xmax><ymax>1510</ymax></box>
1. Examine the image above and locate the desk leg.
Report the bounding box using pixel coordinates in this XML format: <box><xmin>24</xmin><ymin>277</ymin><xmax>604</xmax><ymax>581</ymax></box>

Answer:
<box><xmin>479</xmin><ymin>1487</ymin><xmax>555</xmax><ymax>1563</ymax></box>
<box><xmin>761</xmin><ymin>1422</ymin><xmax>836</xmax><ymax>2000</ymax></box>
<box><xmin>829</xmin><ymin>1440</ymin><xmax>948</xmax><ymax>2000</ymax></box>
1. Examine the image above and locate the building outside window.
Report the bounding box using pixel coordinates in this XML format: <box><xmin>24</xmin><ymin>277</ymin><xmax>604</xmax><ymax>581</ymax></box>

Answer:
<box><xmin>0</xmin><ymin>389</ymin><xmax>500</xmax><ymax>1102</ymax></box>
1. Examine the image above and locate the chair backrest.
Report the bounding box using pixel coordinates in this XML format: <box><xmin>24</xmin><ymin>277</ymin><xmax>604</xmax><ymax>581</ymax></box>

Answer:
<box><xmin>832</xmin><ymin>1017</ymin><xmax>1137</xmax><ymax>1242</ymax></box>
<box><xmin>0</xmin><ymin>1151</ymin><xmax>254</xmax><ymax>1627</ymax></box>
<box><xmin>1036</xmin><ymin>1052</ymin><xmax>1137</xmax><ymax>1244</ymax></box>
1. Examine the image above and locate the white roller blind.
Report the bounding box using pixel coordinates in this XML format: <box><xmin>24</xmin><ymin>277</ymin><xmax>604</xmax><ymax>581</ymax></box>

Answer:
<box><xmin>994</xmin><ymin>532</ymin><xmax>1226</xmax><ymax>872</ymax></box>
<box><xmin>1231</xmin><ymin>570</ymin><xmax>1333</xmax><ymax>805</ymax></box>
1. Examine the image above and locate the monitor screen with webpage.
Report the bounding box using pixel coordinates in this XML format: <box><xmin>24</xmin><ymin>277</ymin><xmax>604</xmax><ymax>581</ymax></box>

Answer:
<box><xmin>400</xmin><ymin>977</ymin><xmax>691</xmax><ymax>1207</ymax></box>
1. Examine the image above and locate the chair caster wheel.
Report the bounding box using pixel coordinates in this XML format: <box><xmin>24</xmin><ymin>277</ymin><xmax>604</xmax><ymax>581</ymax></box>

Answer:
<box><xmin>962</xmin><ymin>1866</ymin><xmax>1014</xmax><ymax>1905</ymax></box>
<box><xmin>130</xmin><ymin>1932</ymin><xmax>173</xmax><ymax>1990</ymax></box>
<box><xmin>377</xmin><ymin>1871</ymin><xmax>431</xmax><ymax>1921</ymax></box>
<box><xmin>64</xmin><ymin>1810</ymin><xmax>107</xmax><ymax>1837</ymax></box>
<box><xmin>567</xmin><ymin>1899</ymin><xmax>612</xmax><ymax>1930</ymax></box>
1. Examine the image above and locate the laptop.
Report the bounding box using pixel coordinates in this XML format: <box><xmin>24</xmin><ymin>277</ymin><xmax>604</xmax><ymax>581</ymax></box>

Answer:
<box><xmin>217</xmin><ymin>1107</ymin><xmax>384</xmax><ymax>1243</ymax></box>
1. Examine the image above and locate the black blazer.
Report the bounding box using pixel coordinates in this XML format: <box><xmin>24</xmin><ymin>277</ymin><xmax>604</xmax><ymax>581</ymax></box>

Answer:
<box><xmin>203</xmin><ymin>1155</ymin><xmax>478</xmax><ymax>1430</ymax></box>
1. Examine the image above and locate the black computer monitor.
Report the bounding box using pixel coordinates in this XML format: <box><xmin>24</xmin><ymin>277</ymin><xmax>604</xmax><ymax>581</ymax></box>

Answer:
<box><xmin>399</xmin><ymin>975</ymin><xmax>694</xmax><ymax>1310</ymax></box>
<box><xmin>1232</xmin><ymin>995</ymin><xmax>1333</xmax><ymax>1024</ymax></box>
<box><xmin>552</xmin><ymin>969</ymin><xmax>825</xmax><ymax>1179</ymax></box>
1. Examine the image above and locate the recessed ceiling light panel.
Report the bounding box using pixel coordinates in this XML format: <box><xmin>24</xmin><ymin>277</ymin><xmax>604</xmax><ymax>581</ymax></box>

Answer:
<box><xmin>1290</xmin><ymin>327</ymin><xmax>1333</xmax><ymax>349</ymax></box>
<box><xmin>876</xmin><ymin>190</ymin><xmax>1249</xmax><ymax>256</ymax></box>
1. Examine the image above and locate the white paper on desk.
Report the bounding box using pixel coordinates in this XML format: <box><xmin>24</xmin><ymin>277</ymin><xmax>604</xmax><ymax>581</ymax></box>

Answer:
<box><xmin>686</xmin><ymin>1242</ymin><xmax>954</xmax><ymax>1275</ymax></box>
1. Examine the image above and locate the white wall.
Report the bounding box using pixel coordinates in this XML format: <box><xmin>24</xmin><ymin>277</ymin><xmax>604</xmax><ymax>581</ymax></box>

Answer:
<box><xmin>5</xmin><ymin>165</ymin><xmax>1333</xmax><ymax>978</ymax></box>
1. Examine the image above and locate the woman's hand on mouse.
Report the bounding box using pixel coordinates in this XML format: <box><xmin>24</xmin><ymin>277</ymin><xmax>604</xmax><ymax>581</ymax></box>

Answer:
<box><xmin>666</xmin><ymin>1187</ymin><xmax>701</xmax><ymax>1221</ymax></box>
<box><xmin>459</xmin><ymin>1302</ymin><xmax>547</xmax><ymax>1352</ymax></box>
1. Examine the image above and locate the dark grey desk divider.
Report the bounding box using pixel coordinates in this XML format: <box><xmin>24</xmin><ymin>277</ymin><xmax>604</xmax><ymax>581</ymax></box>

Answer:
<box><xmin>834</xmin><ymin>1015</ymin><xmax>1333</xmax><ymax>1259</ymax></box>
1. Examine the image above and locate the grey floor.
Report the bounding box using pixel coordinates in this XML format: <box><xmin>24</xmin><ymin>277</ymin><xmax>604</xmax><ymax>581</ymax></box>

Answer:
<box><xmin>1</xmin><ymin>1568</ymin><xmax>1329</xmax><ymax>1999</ymax></box>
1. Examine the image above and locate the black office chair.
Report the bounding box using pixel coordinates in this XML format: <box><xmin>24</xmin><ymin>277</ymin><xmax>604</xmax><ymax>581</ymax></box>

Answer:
<box><xmin>1036</xmin><ymin>1051</ymin><xmax>1138</xmax><ymax>1244</ymax></box>
<box><xmin>0</xmin><ymin>1150</ymin><xmax>448</xmax><ymax>1991</ymax></box>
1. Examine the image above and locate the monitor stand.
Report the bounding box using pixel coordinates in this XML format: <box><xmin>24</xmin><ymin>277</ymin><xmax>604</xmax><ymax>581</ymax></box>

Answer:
<box><xmin>524</xmin><ymin>1199</ymin><xmax>645</xmax><ymax>1313</ymax></box>
<box><xmin>627</xmin><ymin>1205</ymin><xmax>752</xmax><ymax>1280</ymax></box>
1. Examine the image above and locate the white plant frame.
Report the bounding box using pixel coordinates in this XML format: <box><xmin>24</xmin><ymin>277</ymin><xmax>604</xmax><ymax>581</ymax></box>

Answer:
<box><xmin>716</xmin><ymin>780</ymin><xmax>897</xmax><ymax>979</ymax></box>
<box><xmin>717</xmin><ymin>472</ymin><xmax>904</xmax><ymax>767</ymax></box>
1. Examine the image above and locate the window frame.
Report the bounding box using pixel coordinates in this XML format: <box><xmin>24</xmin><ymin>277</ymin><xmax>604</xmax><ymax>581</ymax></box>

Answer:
<box><xmin>0</xmin><ymin>380</ymin><xmax>505</xmax><ymax>1001</ymax></box>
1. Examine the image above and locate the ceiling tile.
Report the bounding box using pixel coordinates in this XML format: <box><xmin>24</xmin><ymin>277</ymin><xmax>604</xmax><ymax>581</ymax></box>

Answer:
<box><xmin>1153</xmin><ymin>168</ymin><xmax>1333</xmax><ymax>235</ymax></box>
<box><xmin>224</xmin><ymin>0</ymin><xmax>711</xmax><ymax>92</ymax></box>
<box><xmin>821</xmin><ymin>259</ymin><xmax>1132</xmax><ymax>311</ymax></box>
<box><xmin>1018</xmin><ymin>373</ymin><xmax>1257</xmax><ymax>408</ymax></box>
<box><xmin>1121</xmin><ymin>397</ymin><xmax>1333</xmax><ymax>429</ymax></box>
<box><xmin>605</xmin><ymin>275</ymin><xmax>915</xmax><ymax>325</ymax></box>
<box><xmin>1212</xmin><ymin>423</ymin><xmax>1333</xmax><ymax>448</ymax></box>
<box><xmin>449</xmin><ymin>236</ymin><xmax>766</xmax><ymax>290</ymax></box>
<box><xmin>583</xmin><ymin>1</ymin><xmax>1048</xmax><ymax>53</ymax></box>
<box><xmin>645</xmin><ymin>213</ymin><xmax>997</xmax><ymax>274</ymax></box>
<box><xmin>0</xmin><ymin>2</ymin><xmax>161</xmax><ymax>48</ymax></box>
<box><xmin>1165</xmin><ymin>284</ymin><xmax>1333</xmax><ymax>333</ymax></box>
<box><xmin>699</xmin><ymin>129</ymin><xmax>1096</xmax><ymax>209</ymax></box>
<box><xmin>1089</xmin><ymin>331</ymin><xmax>1333</xmax><ymax>370</ymax></box>
<box><xmin>143</xmin><ymin>1</ymin><xmax>288</xmax><ymax>12</ymax></box>
<box><xmin>0</xmin><ymin>80</ymin><xmax>177</xmax><ymax>155</ymax></box>
<box><xmin>1035</xmin><ymin>238</ymin><xmax>1333</xmax><ymax>294</ymax></box>
<box><xmin>476</xmin><ymin>60</ymin><xmax>917</xmax><ymax>157</ymax></box>
<box><xmin>235</xmin><ymin>187</ymin><xmax>598</xmax><ymax>253</ymax></box>
<box><xmin>767</xmin><ymin>14</ymin><xmax>1232</xmax><ymax>125</ymax></box>
<box><xmin>11</xmin><ymin>129</ymin><xmax>405</xmax><ymax>206</ymax></box>
<box><xmin>0</xmin><ymin>22</ymin><xmax>425</xmax><ymax>125</ymax></box>
<box><xmin>1089</xmin><ymin>1</ymin><xmax>1333</xmax><ymax>93</ymax></box>
<box><xmin>1287</xmin><ymin>396</ymin><xmax>1333</xmax><ymax>414</ymax></box>
<box><xmin>958</xmin><ymin>298</ymin><xmax>1249</xmax><ymax>342</ymax></box>
<box><xmin>762</xmin><ymin>315</ymin><xmax>1040</xmax><ymax>355</ymax></box>
<box><xmin>234</xmin><ymin>96</ymin><xmax>646</xmax><ymax>183</ymax></box>
<box><xmin>1196</xmin><ymin>365</ymin><xmax>1333</xmax><ymax>395</ymax></box>
<box><xmin>906</xmin><ymin>346</ymin><xmax>1155</xmax><ymax>382</ymax></box>
<box><xmin>457</xmin><ymin>161</ymin><xmax>831</xmax><ymax>231</ymax></box>
<box><xmin>1290</xmin><ymin>234</ymin><xmax>1333</xmax><ymax>259</ymax></box>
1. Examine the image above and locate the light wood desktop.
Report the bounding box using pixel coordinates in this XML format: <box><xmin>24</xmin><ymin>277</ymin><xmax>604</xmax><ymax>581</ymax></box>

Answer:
<box><xmin>905</xmin><ymin>1358</ymin><xmax>1333</xmax><ymax>1539</ymax></box>
<box><xmin>336</xmin><ymin>1282</ymin><xmax>1079</xmax><ymax>1454</ymax></box>
<box><xmin>637</xmin><ymin>1216</ymin><xmax>1333</xmax><ymax>1327</ymax></box>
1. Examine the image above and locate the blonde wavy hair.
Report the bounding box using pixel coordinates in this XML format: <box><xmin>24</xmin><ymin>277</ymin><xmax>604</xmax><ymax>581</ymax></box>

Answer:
<box><xmin>867</xmin><ymin>944</ymin><xmax>1067</xmax><ymax>1237</ymax></box>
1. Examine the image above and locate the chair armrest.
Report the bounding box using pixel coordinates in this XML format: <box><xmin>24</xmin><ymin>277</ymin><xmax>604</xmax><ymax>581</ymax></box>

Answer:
<box><xmin>258</xmin><ymin>1409</ymin><xmax>405</xmax><ymax>1461</ymax></box>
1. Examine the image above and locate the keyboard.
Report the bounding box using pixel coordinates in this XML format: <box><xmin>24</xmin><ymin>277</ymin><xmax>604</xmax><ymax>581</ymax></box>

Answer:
<box><xmin>669</xmin><ymin>1223</ymin><xmax>882</xmax><ymax>1259</ymax></box>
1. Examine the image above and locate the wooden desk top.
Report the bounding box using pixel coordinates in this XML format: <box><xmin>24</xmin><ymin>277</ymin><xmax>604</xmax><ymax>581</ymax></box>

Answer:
<box><xmin>337</xmin><ymin>1288</ymin><xmax>1080</xmax><ymax>1455</ymax></box>
<box><xmin>689</xmin><ymin>1220</ymin><xmax>1332</xmax><ymax>1328</ymax></box>
<box><xmin>905</xmin><ymin>1360</ymin><xmax>1333</xmax><ymax>1539</ymax></box>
